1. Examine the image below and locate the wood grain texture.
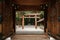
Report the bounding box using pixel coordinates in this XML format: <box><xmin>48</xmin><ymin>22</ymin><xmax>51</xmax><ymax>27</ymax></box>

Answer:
<box><xmin>2</xmin><ymin>1</ymin><xmax>14</xmax><ymax>36</ymax></box>
<box><xmin>0</xmin><ymin>2</ymin><xmax>2</xmax><ymax>33</ymax></box>
<box><xmin>0</xmin><ymin>24</ymin><xmax>2</xmax><ymax>32</ymax></box>
<box><xmin>48</xmin><ymin>0</ymin><xmax>60</xmax><ymax>39</ymax></box>
<box><xmin>12</xmin><ymin>35</ymin><xmax>49</xmax><ymax>40</ymax></box>
<box><xmin>14</xmin><ymin>0</ymin><xmax>48</xmax><ymax>5</ymax></box>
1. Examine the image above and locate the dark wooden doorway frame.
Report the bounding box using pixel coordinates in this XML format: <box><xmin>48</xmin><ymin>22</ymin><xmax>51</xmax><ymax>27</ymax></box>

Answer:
<box><xmin>13</xmin><ymin>5</ymin><xmax>48</xmax><ymax>33</ymax></box>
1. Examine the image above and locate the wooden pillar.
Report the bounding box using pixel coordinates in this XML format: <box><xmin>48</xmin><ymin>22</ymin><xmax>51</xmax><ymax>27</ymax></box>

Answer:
<box><xmin>0</xmin><ymin>1</ymin><xmax>2</xmax><ymax>33</ymax></box>
<box><xmin>35</xmin><ymin>15</ymin><xmax>37</xmax><ymax>29</ymax></box>
<box><xmin>22</xmin><ymin>15</ymin><xmax>24</xmax><ymax>29</ymax></box>
<box><xmin>0</xmin><ymin>24</ymin><xmax>2</xmax><ymax>32</ymax></box>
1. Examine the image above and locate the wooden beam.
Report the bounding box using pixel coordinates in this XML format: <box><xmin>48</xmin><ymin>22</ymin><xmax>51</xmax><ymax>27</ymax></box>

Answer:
<box><xmin>22</xmin><ymin>16</ymin><xmax>24</xmax><ymax>29</ymax></box>
<box><xmin>0</xmin><ymin>24</ymin><xmax>2</xmax><ymax>33</ymax></box>
<box><xmin>14</xmin><ymin>0</ymin><xmax>48</xmax><ymax>5</ymax></box>
<box><xmin>35</xmin><ymin>15</ymin><xmax>37</xmax><ymax>29</ymax></box>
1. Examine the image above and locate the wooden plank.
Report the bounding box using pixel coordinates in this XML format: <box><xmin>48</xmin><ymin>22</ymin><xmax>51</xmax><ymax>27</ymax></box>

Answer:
<box><xmin>14</xmin><ymin>0</ymin><xmax>47</xmax><ymax>5</ymax></box>
<box><xmin>56</xmin><ymin>1</ymin><xmax>60</xmax><ymax>34</ymax></box>
<box><xmin>0</xmin><ymin>24</ymin><xmax>2</xmax><ymax>32</ymax></box>
<box><xmin>2</xmin><ymin>1</ymin><xmax>14</xmax><ymax>36</ymax></box>
<box><xmin>35</xmin><ymin>15</ymin><xmax>37</xmax><ymax>29</ymax></box>
<box><xmin>19</xmin><ymin>17</ymin><xmax>40</xmax><ymax>18</ymax></box>
<box><xmin>22</xmin><ymin>16</ymin><xmax>24</xmax><ymax>29</ymax></box>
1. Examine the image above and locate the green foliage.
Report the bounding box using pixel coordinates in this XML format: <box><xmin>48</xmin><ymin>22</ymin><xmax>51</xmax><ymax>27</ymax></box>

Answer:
<box><xmin>16</xmin><ymin>11</ymin><xmax>44</xmax><ymax>21</ymax></box>
<box><xmin>16</xmin><ymin>11</ymin><xmax>26</xmax><ymax>21</ymax></box>
<box><xmin>0</xmin><ymin>0</ymin><xmax>2</xmax><ymax>2</ymax></box>
<box><xmin>20</xmin><ymin>11</ymin><xmax>25</xmax><ymax>15</ymax></box>
<box><xmin>16</xmin><ymin>17</ymin><xmax>19</xmax><ymax>21</ymax></box>
<box><xmin>40</xmin><ymin>11</ymin><xmax>44</xmax><ymax>18</ymax></box>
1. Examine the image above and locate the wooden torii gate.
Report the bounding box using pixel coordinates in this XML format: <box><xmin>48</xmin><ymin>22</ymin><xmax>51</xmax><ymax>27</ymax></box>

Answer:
<box><xmin>21</xmin><ymin>13</ymin><xmax>40</xmax><ymax>29</ymax></box>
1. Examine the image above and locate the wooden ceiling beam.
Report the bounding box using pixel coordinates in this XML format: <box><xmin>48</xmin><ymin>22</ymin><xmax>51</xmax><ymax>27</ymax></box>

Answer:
<box><xmin>14</xmin><ymin>0</ymin><xmax>48</xmax><ymax>6</ymax></box>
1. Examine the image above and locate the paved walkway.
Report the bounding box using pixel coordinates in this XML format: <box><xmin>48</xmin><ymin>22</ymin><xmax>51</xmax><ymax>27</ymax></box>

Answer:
<box><xmin>12</xmin><ymin>35</ymin><xmax>49</xmax><ymax>40</ymax></box>
<box><xmin>16</xmin><ymin>25</ymin><xmax>44</xmax><ymax>34</ymax></box>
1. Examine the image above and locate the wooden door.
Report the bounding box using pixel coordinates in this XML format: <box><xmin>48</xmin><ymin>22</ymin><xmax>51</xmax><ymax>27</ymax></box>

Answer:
<box><xmin>56</xmin><ymin>1</ymin><xmax>60</xmax><ymax>35</ymax></box>
<box><xmin>48</xmin><ymin>0</ymin><xmax>60</xmax><ymax>39</ymax></box>
<box><xmin>48</xmin><ymin>6</ymin><xmax>57</xmax><ymax>35</ymax></box>
<box><xmin>2</xmin><ymin>0</ymin><xmax>14</xmax><ymax>37</ymax></box>
<box><xmin>0</xmin><ymin>1</ymin><xmax>2</xmax><ymax>33</ymax></box>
